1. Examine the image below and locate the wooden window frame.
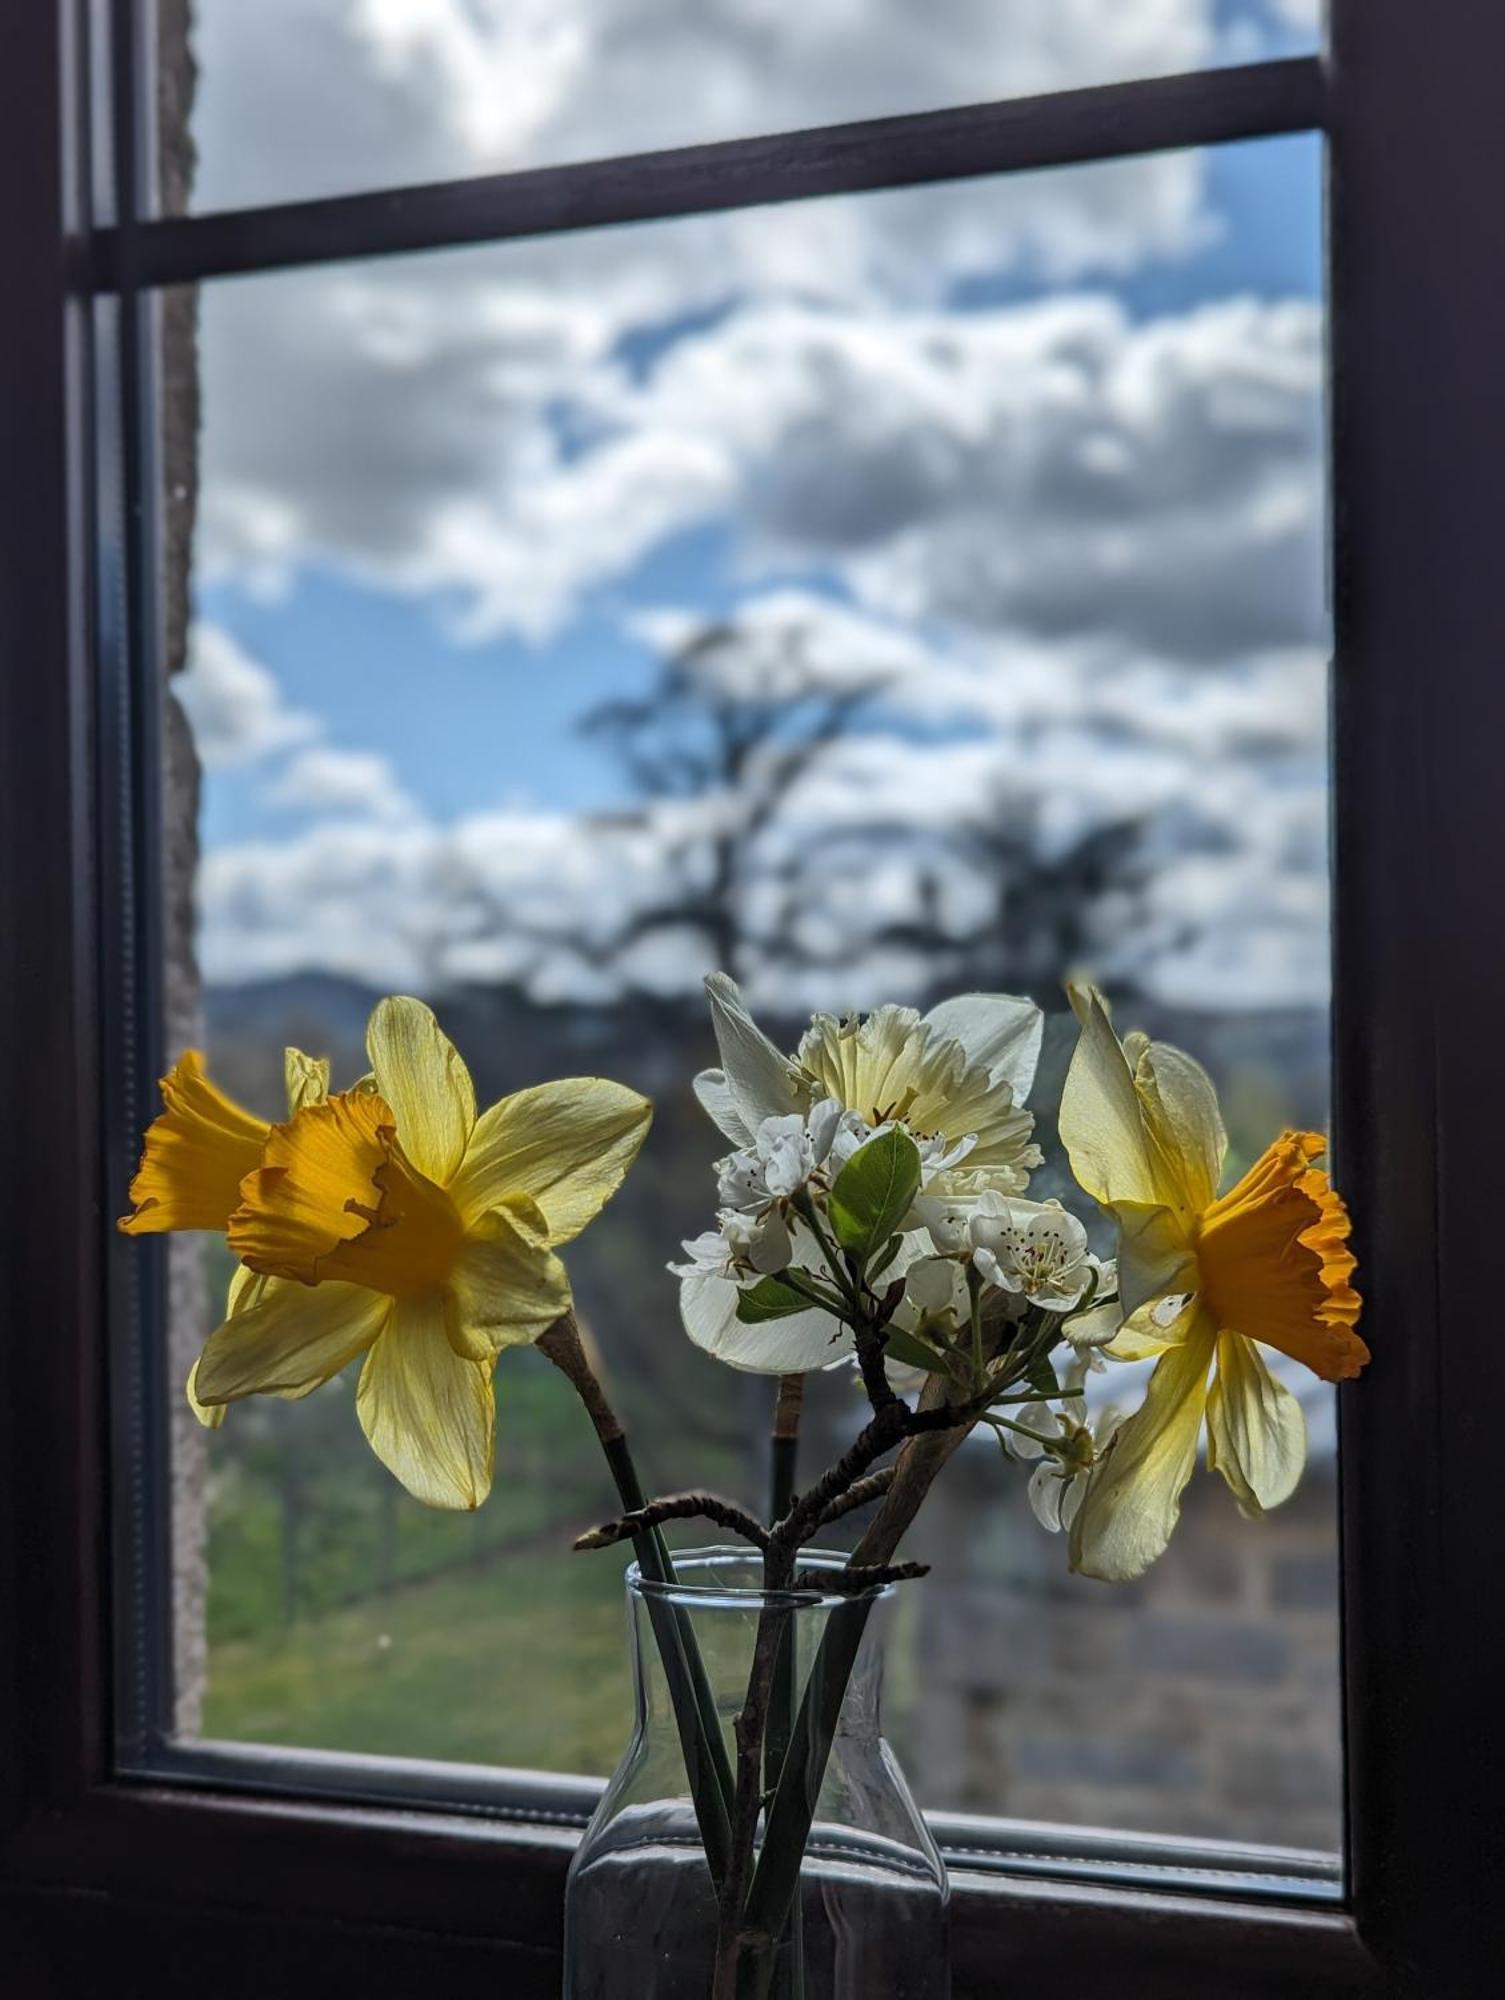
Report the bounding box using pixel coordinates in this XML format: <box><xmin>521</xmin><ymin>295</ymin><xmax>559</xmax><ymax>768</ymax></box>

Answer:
<box><xmin>2</xmin><ymin>2</ymin><xmax>1500</xmax><ymax>1989</ymax></box>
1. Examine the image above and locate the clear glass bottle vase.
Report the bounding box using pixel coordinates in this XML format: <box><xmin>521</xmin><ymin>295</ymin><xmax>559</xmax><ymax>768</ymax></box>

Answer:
<box><xmin>564</xmin><ymin>1547</ymin><xmax>950</xmax><ymax>2000</ymax></box>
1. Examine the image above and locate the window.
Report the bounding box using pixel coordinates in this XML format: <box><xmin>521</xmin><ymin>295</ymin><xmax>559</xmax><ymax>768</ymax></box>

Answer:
<box><xmin>165</xmin><ymin>137</ymin><xmax>1342</xmax><ymax>1860</ymax></box>
<box><xmin>3</xmin><ymin>3</ymin><xmax>1501</xmax><ymax>1992</ymax></box>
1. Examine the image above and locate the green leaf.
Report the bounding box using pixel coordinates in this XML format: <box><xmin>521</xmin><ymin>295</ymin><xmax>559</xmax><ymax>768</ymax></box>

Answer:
<box><xmin>1025</xmin><ymin>1352</ymin><xmax>1061</xmax><ymax>1398</ymax></box>
<box><xmin>828</xmin><ymin>1127</ymin><xmax>923</xmax><ymax>1260</ymax></box>
<box><xmin>870</xmin><ymin>1233</ymin><xmax>905</xmax><ymax>1279</ymax></box>
<box><xmin>882</xmin><ymin>1326</ymin><xmax>951</xmax><ymax>1374</ymax></box>
<box><xmin>735</xmin><ymin>1275</ymin><xmax>817</xmax><ymax>1323</ymax></box>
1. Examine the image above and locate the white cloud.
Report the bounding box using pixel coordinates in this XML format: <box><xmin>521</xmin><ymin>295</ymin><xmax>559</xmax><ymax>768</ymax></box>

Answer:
<box><xmin>192</xmin><ymin>0</ymin><xmax>1226</xmax><ymax>208</ymax></box>
<box><xmin>627</xmin><ymin>590</ymin><xmax>945</xmax><ymax>703</ymax></box>
<box><xmin>622</xmin><ymin>295</ymin><xmax>1325</xmax><ymax>662</ymax></box>
<box><xmin>173</xmin><ymin>623</ymin><xmax>319</xmax><ymax>767</ymax></box>
<box><xmin>184</xmin><ymin>1</ymin><xmax>1329</xmax><ymax>1015</ymax></box>
<box><xmin>203</xmin><ymin>289</ymin><xmax>1322</xmax><ymax>658</ymax></box>
<box><xmin>192</xmin><ymin>0</ymin><xmax>1260</xmax><ymax>631</ymax></box>
<box><xmin>264</xmin><ymin>746</ymin><xmax>417</xmax><ymax>821</ymax></box>
<box><xmin>195</xmin><ymin>611</ymin><xmax>1329</xmax><ymax>1015</ymax></box>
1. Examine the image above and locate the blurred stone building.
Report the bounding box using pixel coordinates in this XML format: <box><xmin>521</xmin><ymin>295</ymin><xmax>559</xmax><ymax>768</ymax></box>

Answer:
<box><xmin>892</xmin><ymin>1442</ymin><xmax>1341</xmax><ymax>1853</ymax></box>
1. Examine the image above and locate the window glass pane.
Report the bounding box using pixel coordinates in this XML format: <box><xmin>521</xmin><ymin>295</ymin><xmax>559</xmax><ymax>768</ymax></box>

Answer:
<box><xmin>151</xmin><ymin>131</ymin><xmax>1337</xmax><ymax>1852</ymax></box>
<box><xmin>168</xmin><ymin>1</ymin><xmax>1321</xmax><ymax>214</ymax></box>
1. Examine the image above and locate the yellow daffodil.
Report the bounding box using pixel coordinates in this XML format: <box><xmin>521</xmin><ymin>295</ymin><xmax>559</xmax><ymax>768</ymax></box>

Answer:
<box><xmin>180</xmin><ymin>1044</ymin><xmax>338</xmax><ymax>1430</ymax></box>
<box><xmin>122</xmin><ymin>996</ymin><xmax>651</xmax><ymax>1509</ymax></box>
<box><xmin>1058</xmin><ymin>986</ymin><xmax>1365</xmax><ymax>1582</ymax></box>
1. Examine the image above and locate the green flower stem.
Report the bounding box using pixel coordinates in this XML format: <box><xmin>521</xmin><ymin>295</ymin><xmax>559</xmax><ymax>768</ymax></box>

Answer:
<box><xmin>540</xmin><ymin>1317</ymin><xmax>735</xmax><ymax>1886</ymax></box>
<box><xmin>601</xmin><ymin>1430</ymin><xmax>736</xmax><ymax>1887</ymax></box>
<box><xmin>967</xmin><ymin>1262</ymin><xmax>985</xmax><ymax>1380</ymax></box>
<box><xmin>984</xmin><ymin>1411</ymin><xmax>1063</xmax><ymax>1449</ymax></box>
<box><xmin>765</xmin><ymin>1377</ymin><xmax>806</xmax><ymax>2000</ymax></box>
<box><xmin>738</xmin><ymin>1386</ymin><xmax>976</xmax><ymax>1986</ymax></box>
<box><xmin>790</xmin><ymin>1193</ymin><xmax>860</xmax><ymax>1310</ymax></box>
<box><xmin>776</xmin><ymin>1268</ymin><xmax>849</xmax><ymax>1316</ymax></box>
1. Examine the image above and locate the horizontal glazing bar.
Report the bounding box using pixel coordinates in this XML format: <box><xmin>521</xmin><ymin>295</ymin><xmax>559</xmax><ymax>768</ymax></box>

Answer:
<box><xmin>95</xmin><ymin>56</ymin><xmax>1323</xmax><ymax>290</ymax></box>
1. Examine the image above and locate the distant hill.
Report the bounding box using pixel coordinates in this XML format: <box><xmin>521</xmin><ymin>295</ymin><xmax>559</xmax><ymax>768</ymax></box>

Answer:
<box><xmin>204</xmin><ymin>968</ymin><xmax>1329</xmax><ymax>1141</ymax></box>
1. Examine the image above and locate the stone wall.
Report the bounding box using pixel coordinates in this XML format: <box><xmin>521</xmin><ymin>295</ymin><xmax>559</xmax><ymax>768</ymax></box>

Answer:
<box><xmin>159</xmin><ymin>0</ymin><xmax>209</xmax><ymax>1737</ymax></box>
<box><xmin>892</xmin><ymin>1441</ymin><xmax>1342</xmax><ymax>1853</ymax></box>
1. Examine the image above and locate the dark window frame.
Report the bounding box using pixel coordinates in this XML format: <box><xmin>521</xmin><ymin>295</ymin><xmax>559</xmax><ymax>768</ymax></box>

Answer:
<box><xmin>2</xmin><ymin>1</ymin><xmax>1500</xmax><ymax>1990</ymax></box>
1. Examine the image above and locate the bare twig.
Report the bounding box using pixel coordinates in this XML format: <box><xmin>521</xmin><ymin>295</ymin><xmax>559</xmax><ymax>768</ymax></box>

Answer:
<box><xmin>793</xmin><ymin>1560</ymin><xmax>929</xmax><ymax>1594</ymax></box>
<box><xmin>575</xmin><ymin>1491</ymin><xmax>771</xmax><ymax>1552</ymax></box>
<box><xmin>774</xmin><ymin>1398</ymin><xmax>966</xmax><ymax>1554</ymax></box>
<box><xmin>813</xmin><ymin>1464</ymin><xmax>895</xmax><ymax>1528</ymax></box>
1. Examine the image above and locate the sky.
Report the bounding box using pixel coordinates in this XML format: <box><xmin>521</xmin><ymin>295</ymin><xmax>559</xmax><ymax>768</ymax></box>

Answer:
<box><xmin>174</xmin><ymin>0</ymin><xmax>1330</xmax><ymax>1014</ymax></box>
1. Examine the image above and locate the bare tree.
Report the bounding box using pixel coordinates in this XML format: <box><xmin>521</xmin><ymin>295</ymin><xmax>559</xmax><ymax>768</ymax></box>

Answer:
<box><xmin>764</xmin><ymin>780</ymin><xmax>1156</xmax><ymax>1010</ymax></box>
<box><xmin>950</xmin><ymin>790</ymin><xmax>1156</xmax><ymax>1004</ymax></box>
<box><xmin>576</xmin><ymin>617</ymin><xmax>890</xmax><ymax>987</ymax></box>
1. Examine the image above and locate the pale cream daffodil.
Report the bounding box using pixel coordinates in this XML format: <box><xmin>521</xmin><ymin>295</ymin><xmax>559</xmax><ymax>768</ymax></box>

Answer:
<box><xmin>123</xmin><ymin>996</ymin><xmax>651</xmax><ymax>1510</ymax></box>
<box><xmin>1059</xmin><ymin>985</ymin><xmax>1365</xmax><ymax>1581</ymax></box>
<box><xmin>680</xmin><ymin>976</ymin><xmax>1044</xmax><ymax>1373</ymax></box>
<box><xmin>694</xmin><ymin>975</ymin><xmax>1043</xmax><ymax>1189</ymax></box>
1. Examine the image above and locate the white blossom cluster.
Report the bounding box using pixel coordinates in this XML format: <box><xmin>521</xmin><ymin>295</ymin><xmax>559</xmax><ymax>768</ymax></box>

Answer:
<box><xmin>673</xmin><ymin>976</ymin><xmax>1126</xmax><ymax>1532</ymax></box>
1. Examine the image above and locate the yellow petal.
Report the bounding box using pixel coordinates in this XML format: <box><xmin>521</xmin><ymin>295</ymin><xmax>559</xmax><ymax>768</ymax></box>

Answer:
<box><xmin>1199</xmin><ymin>1132</ymin><xmax>1368</xmax><ymax>1383</ymax></box>
<box><xmin>284</xmin><ymin>1045</ymin><xmax>331</xmax><ymax>1114</ymax></box>
<box><xmin>1128</xmin><ymin>1036</ymin><xmax>1226</xmax><ymax>1214</ymax></box>
<box><xmin>186</xmin><ymin>1358</ymin><xmax>226</xmax><ymax>1430</ymax></box>
<box><xmin>446</xmin><ymin>1204</ymin><xmax>572</xmax><ymax>1360</ymax></box>
<box><xmin>1105</xmin><ymin>1326</ymin><xmax>1177</xmax><ymax>1364</ymax></box>
<box><xmin>1069</xmin><ymin>1318</ymin><xmax>1216</xmax><ymax>1582</ymax></box>
<box><xmin>1059</xmin><ymin>988</ymin><xmax>1164</xmax><ymax>1211</ymax></box>
<box><xmin>1112</xmin><ymin>1200</ymin><xmax>1199</xmax><ymax>1319</ymax></box>
<box><xmin>119</xmin><ymin>1052</ymin><xmax>270</xmax><ymax>1235</ymax></box>
<box><xmin>1206</xmin><ymin>1332</ymin><xmax>1307</xmax><ymax>1517</ymax></box>
<box><xmin>229</xmin><ymin>1089</ymin><xmax>396</xmax><ymax>1285</ymax></box>
<box><xmin>366</xmin><ymin>995</ymin><xmax>476</xmax><ymax>1186</ymax></box>
<box><xmin>451</xmin><ymin>1076</ymin><xmax>652</xmax><ymax>1244</ymax></box>
<box><xmin>356</xmin><ymin>1294</ymin><xmax>495</xmax><ymax>1509</ymax></box>
<box><xmin>1109</xmin><ymin>1283</ymin><xmax>1204</xmax><ymax>1359</ymax></box>
<box><xmin>194</xmin><ymin>1279</ymin><xmax>390</xmax><ymax>1405</ymax></box>
<box><xmin>201</xmin><ymin>1266</ymin><xmax>285</xmax><ymax>1416</ymax></box>
<box><xmin>225</xmin><ymin>1261</ymin><xmax>271</xmax><ymax>1319</ymax></box>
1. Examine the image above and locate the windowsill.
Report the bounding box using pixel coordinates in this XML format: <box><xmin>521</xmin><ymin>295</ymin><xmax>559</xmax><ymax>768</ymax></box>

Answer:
<box><xmin>1</xmin><ymin>1771</ymin><xmax>1368</xmax><ymax>1998</ymax></box>
<box><xmin>127</xmin><ymin>1735</ymin><xmax>1343</xmax><ymax>1908</ymax></box>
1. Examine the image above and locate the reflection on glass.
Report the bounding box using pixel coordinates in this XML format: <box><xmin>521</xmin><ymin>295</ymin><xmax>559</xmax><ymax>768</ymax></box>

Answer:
<box><xmin>175</xmin><ymin>0</ymin><xmax>1320</xmax><ymax>213</ymax></box>
<box><xmin>162</xmin><ymin>133</ymin><xmax>1337</xmax><ymax>1852</ymax></box>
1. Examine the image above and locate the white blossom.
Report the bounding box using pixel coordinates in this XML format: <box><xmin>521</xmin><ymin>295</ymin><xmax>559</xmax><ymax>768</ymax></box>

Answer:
<box><xmin>681</xmin><ymin>975</ymin><xmax>1047</xmax><ymax>1377</ymax></box>
<box><xmin>899</xmin><ymin>1254</ymin><xmax>969</xmax><ymax>1321</ymax></box>
<box><xmin>970</xmin><ymin>1199</ymin><xmax>1095</xmax><ymax>1313</ymax></box>
<box><xmin>996</xmin><ymin>1354</ymin><xmax>1126</xmax><ymax>1534</ymax></box>
<box><xmin>1024</xmin><ymin>1396</ymin><xmax>1128</xmax><ymax>1535</ymax></box>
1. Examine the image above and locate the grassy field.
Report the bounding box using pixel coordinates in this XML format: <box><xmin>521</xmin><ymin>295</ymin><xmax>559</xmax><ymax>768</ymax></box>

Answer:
<box><xmin>203</xmin><ymin>1541</ymin><xmax>632</xmax><ymax>1773</ymax></box>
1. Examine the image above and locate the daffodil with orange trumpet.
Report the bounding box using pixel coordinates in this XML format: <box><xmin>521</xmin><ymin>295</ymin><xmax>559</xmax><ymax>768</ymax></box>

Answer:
<box><xmin>121</xmin><ymin>995</ymin><xmax>651</xmax><ymax>1508</ymax></box>
<box><xmin>1058</xmin><ymin>984</ymin><xmax>1366</xmax><ymax>1581</ymax></box>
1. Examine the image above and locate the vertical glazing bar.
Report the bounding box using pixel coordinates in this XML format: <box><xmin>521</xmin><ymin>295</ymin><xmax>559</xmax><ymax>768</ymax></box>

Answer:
<box><xmin>100</xmin><ymin>0</ymin><xmax>175</xmax><ymax>1764</ymax></box>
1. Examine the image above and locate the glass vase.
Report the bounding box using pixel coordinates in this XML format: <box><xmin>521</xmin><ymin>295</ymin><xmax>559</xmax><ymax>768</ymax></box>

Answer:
<box><xmin>564</xmin><ymin>1547</ymin><xmax>950</xmax><ymax>2000</ymax></box>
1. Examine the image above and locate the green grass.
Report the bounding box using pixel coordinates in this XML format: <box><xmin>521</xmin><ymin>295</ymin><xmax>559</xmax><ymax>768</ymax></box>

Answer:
<box><xmin>203</xmin><ymin>1543</ymin><xmax>633</xmax><ymax>1773</ymax></box>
